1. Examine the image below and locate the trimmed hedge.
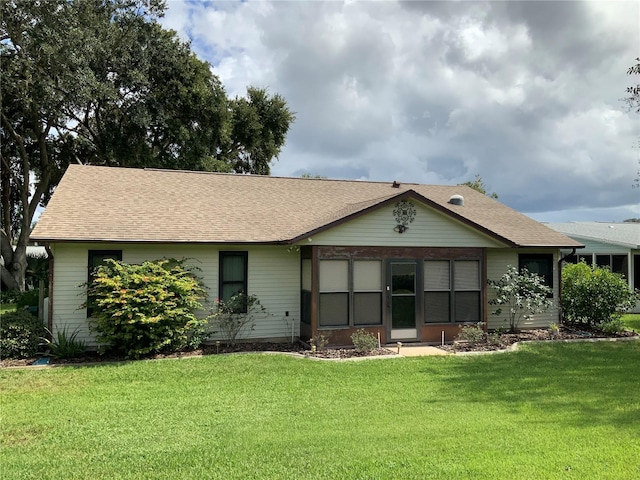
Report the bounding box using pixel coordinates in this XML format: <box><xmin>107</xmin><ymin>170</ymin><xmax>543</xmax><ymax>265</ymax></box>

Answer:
<box><xmin>0</xmin><ymin>310</ymin><xmax>46</xmax><ymax>359</ymax></box>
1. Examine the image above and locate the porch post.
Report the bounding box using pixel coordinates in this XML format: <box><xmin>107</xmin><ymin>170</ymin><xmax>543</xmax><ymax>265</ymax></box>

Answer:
<box><xmin>310</xmin><ymin>245</ymin><xmax>319</xmax><ymax>336</ymax></box>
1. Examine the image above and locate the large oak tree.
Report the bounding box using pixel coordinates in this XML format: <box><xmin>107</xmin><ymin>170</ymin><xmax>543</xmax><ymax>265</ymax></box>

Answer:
<box><xmin>1</xmin><ymin>0</ymin><xmax>295</xmax><ymax>291</ymax></box>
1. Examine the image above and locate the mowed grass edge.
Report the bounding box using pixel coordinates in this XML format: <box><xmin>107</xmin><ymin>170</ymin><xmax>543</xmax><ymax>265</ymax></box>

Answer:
<box><xmin>1</xmin><ymin>341</ymin><xmax>639</xmax><ymax>480</ymax></box>
<box><xmin>621</xmin><ymin>313</ymin><xmax>640</xmax><ymax>332</ymax></box>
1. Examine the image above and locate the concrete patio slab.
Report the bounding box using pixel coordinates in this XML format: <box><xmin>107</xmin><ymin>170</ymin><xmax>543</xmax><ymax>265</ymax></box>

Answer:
<box><xmin>390</xmin><ymin>344</ymin><xmax>450</xmax><ymax>356</ymax></box>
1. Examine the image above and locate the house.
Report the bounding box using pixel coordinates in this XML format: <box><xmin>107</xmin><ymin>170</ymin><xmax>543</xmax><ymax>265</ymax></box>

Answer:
<box><xmin>546</xmin><ymin>222</ymin><xmax>640</xmax><ymax>313</ymax></box>
<box><xmin>30</xmin><ymin>165</ymin><xmax>583</xmax><ymax>347</ymax></box>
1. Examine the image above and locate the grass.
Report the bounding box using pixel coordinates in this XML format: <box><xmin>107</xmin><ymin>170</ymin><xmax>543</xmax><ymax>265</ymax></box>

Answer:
<box><xmin>621</xmin><ymin>313</ymin><xmax>640</xmax><ymax>332</ymax></box>
<box><xmin>0</xmin><ymin>303</ymin><xmax>17</xmax><ymax>314</ymax></box>
<box><xmin>1</xmin><ymin>342</ymin><xmax>639</xmax><ymax>479</ymax></box>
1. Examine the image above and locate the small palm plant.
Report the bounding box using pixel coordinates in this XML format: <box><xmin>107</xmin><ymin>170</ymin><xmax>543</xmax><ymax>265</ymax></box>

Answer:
<box><xmin>41</xmin><ymin>326</ymin><xmax>86</xmax><ymax>359</ymax></box>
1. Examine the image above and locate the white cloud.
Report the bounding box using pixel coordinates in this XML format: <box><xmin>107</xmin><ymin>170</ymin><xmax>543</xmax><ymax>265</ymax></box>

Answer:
<box><xmin>161</xmin><ymin>0</ymin><xmax>640</xmax><ymax>222</ymax></box>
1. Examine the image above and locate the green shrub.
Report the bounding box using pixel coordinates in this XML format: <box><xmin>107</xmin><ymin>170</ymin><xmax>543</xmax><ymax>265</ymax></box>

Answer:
<box><xmin>310</xmin><ymin>333</ymin><xmax>329</xmax><ymax>352</ymax></box>
<box><xmin>456</xmin><ymin>322</ymin><xmax>486</xmax><ymax>344</ymax></box>
<box><xmin>0</xmin><ymin>310</ymin><xmax>46</xmax><ymax>359</ymax></box>
<box><xmin>41</xmin><ymin>326</ymin><xmax>86</xmax><ymax>359</ymax></box>
<box><xmin>0</xmin><ymin>289</ymin><xmax>21</xmax><ymax>304</ymax></box>
<box><xmin>597</xmin><ymin>318</ymin><xmax>626</xmax><ymax>335</ymax></box>
<box><xmin>489</xmin><ymin>265</ymin><xmax>553</xmax><ymax>332</ymax></box>
<box><xmin>16</xmin><ymin>289</ymin><xmax>41</xmax><ymax>308</ymax></box>
<box><xmin>87</xmin><ymin>258</ymin><xmax>207</xmax><ymax>358</ymax></box>
<box><xmin>351</xmin><ymin>329</ymin><xmax>378</xmax><ymax>353</ymax></box>
<box><xmin>486</xmin><ymin>330</ymin><xmax>503</xmax><ymax>346</ymax></box>
<box><xmin>562</xmin><ymin>262</ymin><xmax>639</xmax><ymax>327</ymax></box>
<box><xmin>208</xmin><ymin>294</ymin><xmax>266</xmax><ymax>345</ymax></box>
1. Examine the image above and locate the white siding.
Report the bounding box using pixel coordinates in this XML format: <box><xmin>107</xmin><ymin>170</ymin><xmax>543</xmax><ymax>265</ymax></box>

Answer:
<box><xmin>50</xmin><ymin>243</ymin><xmax>300</xmax><ymax>346</ymax></box>
<box><xmin>486</xmin><ymin>249</ymin><xmax>561</xmax><ymax>330</ymax></box>
<box><xmin>242</xmin><ymin>246</ymin><xmax>300</xmax><ymax>341</ymax></box>
<box><xmin>50</xmin><ymin>244</ymin><xmax>94</xmax><ymax>344</ymax></box>
<box><xmin>307</xmin><ymin>202</ymin><xmax>505</xmax><ymax>248</ymax></box>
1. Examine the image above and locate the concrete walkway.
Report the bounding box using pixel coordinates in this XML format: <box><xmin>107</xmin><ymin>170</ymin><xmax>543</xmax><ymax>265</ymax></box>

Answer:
<box><xmin>388</xmin><ymin>344</ymin><xmax>450</xmax><ymax>356</ymax></box>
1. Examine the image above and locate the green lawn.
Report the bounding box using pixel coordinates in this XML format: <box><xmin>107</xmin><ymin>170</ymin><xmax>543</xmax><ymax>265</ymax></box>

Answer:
<box><xmin>0</xmin><ymin>303</ymin><xmax>17</xmax><ymax>314</ymax></box>
<box><xmin>1</xmin><ymin>342</ymin><xmax>639</xmax><ymax>480</ymax></box>
<box><xmin>621</xmin><ymin>313</ymin><xmax>640</xmax><ymax>332</ymax></box>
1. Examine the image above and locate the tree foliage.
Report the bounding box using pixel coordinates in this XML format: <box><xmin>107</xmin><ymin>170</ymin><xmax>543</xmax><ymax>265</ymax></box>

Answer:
<box><xmin>624</xmin><ymin>58</ymin><xmax>640</xmax><ymax>188</ymax></box>
<box><xmin>624</xmin><ymin>57</ymin><xmax>640</xmax><ymax>113</ymax></box>
<box><xmin>87</xmin><ymin>258</ymin><xmax>208</xmax><ymax>358</ymax></box>
<box><xmin>561</xmin><ymin>262</ymin><xmax>639</xmax><ymax>327</ymax></box>
<box><xmin>0</xmin><ymin>0</ymin><xmax>295</xmax><ymax>291</ymax></box>
<box><xmin>459</xmin><ymin>174</ymin><xmax>498</xmax><ymax>199</ymax></box>
<box><xmin>488</xmin><ymin>265</ymin><xmax>553</xmax><ymax>332</ymax></box>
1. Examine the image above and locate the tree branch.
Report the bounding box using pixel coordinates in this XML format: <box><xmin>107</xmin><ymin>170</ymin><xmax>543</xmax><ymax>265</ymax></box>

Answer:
<box><xmin>1</xmin><ymin>110</ymin><xmax>29</xmax><ymax>202</ymax></box>
<box><xmin>0</xmin><ymin>263</ymin><xmax>20</xmax><ymax>291</ymax></box>
<box><xmin>0</xmin><ymin>228</ymin><xmax>14</xmax><ymax>265</ymax></box>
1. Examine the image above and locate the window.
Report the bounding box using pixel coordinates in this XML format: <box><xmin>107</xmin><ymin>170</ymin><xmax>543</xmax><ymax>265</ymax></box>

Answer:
<box><xmin>563</xmin><ymin>253</ymin><xmax>628</xmax><ymax>279</ymax></box>
<box><xmin>87</xmin><ymin>250</ymin><xmax>122</xmax><ymax>317</ymax></box>
<box><xmin>597</xmin><ymin>254</ymin><xmax>628</xmax><ymax>278</ymax></box>
<box><xmin>424</xmin><ymin>260</ymin><xmax>450</xmax><ymax>324</ymax></box>
<box><xmin>578</xmin><ymin>254</ymin><xmax>592</xmax><ymax>264</ymax></box>
<box><xmin>219</xmin><ymin>252</ymin><xmax>248</xmax><ymax>312</ymax></box>
<box><xmin>301</xmin><ymin>259</ymin><xmax>312</xmax><ymax>325</ymax></box>
<box><xmin>319</xmin><ymin>260</ymin><xmax>349</xmax><ymax>327</ymax></box>
<box><xmin>353</xmin><ymin>260</ymin><xmax>382</xmax><ymax>326</ymax></box>
<box><xmin>611</xmin><ymin>255</ymin><xmax>628</xmax><ymax>277</ymax></box>
<box><xmin>423</xmin><ymin>259</ymin><xmax>481</xmax><ymax>324</ymax></box>
<box><xmin>317</xmin><ymin>259</ymin><xmax>383</xmax><ymax>328</ymax></box>
<box><xmin>454</xmin><ymin>260</ymin><xmax>481</xmax><ymax>322</ymax></box>
<box><xmin>519</xmin><ymin>254</ymin><xmax>553</xmax><ymax>291</ymax></box>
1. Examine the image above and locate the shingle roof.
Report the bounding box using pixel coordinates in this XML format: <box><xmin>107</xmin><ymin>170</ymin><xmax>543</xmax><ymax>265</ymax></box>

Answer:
<box><xmin>30</xmin><ymin>165</ymin><xmax>582</xmax><ymax>248</ymax></box>
<box><xmin>545</xmin><ymin>222</ymin><xmax>640</xmax><ymax>249</ymax></box>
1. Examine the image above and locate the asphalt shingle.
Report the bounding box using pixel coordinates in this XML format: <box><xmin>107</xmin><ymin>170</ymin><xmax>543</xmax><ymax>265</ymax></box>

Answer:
<box><xmin>30</xmin><ymin>165</ymin><xmax>582</xmax><ymax>248</ymax></box>
<box><xmin>545</xmin><ymin>222</ymin><xmax>640</xmax><ymax>248</ymax></box>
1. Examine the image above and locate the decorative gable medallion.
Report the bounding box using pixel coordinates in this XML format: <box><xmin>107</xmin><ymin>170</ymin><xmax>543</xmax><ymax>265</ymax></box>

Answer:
<box><xmin>392</xmin><ymin>200</ymin><xmax>416</xmax><ymax>233</ymax></box>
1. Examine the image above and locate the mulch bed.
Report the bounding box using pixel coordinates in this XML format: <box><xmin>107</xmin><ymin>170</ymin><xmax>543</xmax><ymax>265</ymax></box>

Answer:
<box><xmin>0</xmin><ymin>341</ymin><xmax>395</xmax><ymax>367</ymax></box>
<box><xmin>437</xmin><ymin>325</ymin><xmax>639</xmax><ymax>353</ymax></box>
<box><xmin>2</xmin><ymin>326</ymin><xmax>637</xmax><ymax>367</ymax></box>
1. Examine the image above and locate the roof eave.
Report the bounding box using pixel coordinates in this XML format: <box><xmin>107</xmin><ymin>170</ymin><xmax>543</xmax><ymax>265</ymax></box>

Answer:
<box><xmin>29</xmin><ymin>237</ymin><xmax>290</xmax><ymax>245</ymax></box>
<box><xmin>562</xmin><ymin>234</ymin><xmax>639</xmax><ymax>249</ymax></box>
<box><xmin>516</xmin><ymin>244</ymin><xmax>586</xmax><ymax>249</ymax></box>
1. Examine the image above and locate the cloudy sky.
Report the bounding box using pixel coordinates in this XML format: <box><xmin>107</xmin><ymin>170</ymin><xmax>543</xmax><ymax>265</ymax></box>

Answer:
<box><xmin>161</xmin><ymin>0</ymin><xmax>639</xmax><ymax>223</ymax></box>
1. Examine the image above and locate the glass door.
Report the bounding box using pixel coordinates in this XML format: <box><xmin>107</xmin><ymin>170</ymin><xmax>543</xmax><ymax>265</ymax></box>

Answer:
<box><xmin>389</xmin><ymin>261</ymin><xmax>418</xmax><ymax>340</ymax></box>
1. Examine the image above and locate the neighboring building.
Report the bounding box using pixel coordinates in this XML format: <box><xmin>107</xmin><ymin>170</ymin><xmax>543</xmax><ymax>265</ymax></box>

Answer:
<box><xmin>30</xmin><ymin>165</ymin><xmax>582</xmax><ymax>347</ymax></box>
<box><xmin>546</xmin><ymin>222</ymin><xmax>640</xmax><ymax>313</ymax></box>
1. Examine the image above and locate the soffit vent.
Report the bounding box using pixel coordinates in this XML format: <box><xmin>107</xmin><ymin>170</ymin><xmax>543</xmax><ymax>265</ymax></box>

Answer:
<box><xmin>448</xmin><ymin>194</ymin><xmax>464</xmax><ymax>206</ymax></box>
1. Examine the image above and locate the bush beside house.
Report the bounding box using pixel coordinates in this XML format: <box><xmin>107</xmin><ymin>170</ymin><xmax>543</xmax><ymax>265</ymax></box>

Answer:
<box><xmin>561</xmin><ymin>262</ymin><xmax>639</xmax><ymax>327</ymax></box>
<box><xmin>0</xmin><ymin>310</ymin><xmax>46</xmax><ymax>359</ymax></box>
<box><xmin>87</xmin><ymin>258</ymin><xmax>207</xmax><ymax>358</ymax></box>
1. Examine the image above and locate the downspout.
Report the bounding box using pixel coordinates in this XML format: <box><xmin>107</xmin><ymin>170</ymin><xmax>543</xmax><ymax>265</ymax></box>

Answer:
<box><xmin>44</xmin><ymin>243</ymin><xmax>54</xmax><ymax>334</ymax></box>
<box><xmin>557</xmin><ymin>248</ymin><xmax>577</xmax><ymax>324</ymax></box>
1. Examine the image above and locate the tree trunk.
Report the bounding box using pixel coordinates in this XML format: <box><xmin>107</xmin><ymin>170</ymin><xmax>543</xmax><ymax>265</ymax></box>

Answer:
<box><xmin>0</xmin><ymin>241</ymin><xmax>26</xmax><ymax>292</ymax></box>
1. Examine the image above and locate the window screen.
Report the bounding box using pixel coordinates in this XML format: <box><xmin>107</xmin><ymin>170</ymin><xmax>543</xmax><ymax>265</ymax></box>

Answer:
<box><xmin>519</xmin><ymin>254</ymin><xmax>553</xmax><ymax>289</ymax></box>
<box><xmin>219</xmin><ymin>252</ymin><xmax>248</xmax><ymax>312</ymax></box>
<box><xmin>319</xmin><ymin>260</ymin><xmax>349</xmax><ymax>327</ymax></box>
<box><xmin>354</xmin><ymin>260</ymin><xmax>382</xmax><ymax>326</ymax></box>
